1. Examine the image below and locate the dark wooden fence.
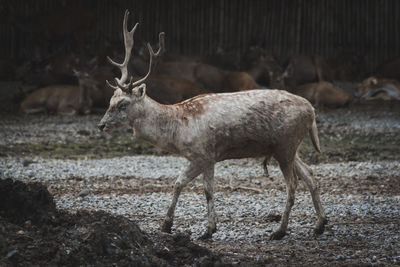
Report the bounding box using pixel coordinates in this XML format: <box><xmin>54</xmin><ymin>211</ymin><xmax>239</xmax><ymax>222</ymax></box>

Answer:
<box><xmin>2</xmin><ymin>0</ymin><xmax>400</xmax><ymax>72</ymax></box>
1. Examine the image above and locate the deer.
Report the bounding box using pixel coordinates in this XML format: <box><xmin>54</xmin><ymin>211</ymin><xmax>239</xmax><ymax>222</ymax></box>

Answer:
<box><xmin>20</xmin><ymin>85</ymin><xmax>88</xmax><ymax>115</ymax></box>
<box><xmin>129</xmin><ymin>31</ymin><xmax>258</xmax><ymax>95</ymax></box>
<box><xmin>242</xmin><ymin>46</ymin><xmax>285</xmax><ymax>88</ymax></box>
<box><xmin>98</xmin><ymin>10</ymin><xmax>327</xmax><ymax>240</ymax></box>
<box><xmin>137</xmin><ymin>37</ymin><xmax>259</xmax><ymax>93</ymax></box>
<box><xmin>145</xmin><ymin>75</ymin><xmax>207</xmax><ymax>104</ymax></box>
<box><xmin>295</xmin><ymin>81</ymin><xmax>351</xmax><ymax>107</ymax></box>
<box><xmin>20</xmin><ymin>70</ymin><xmax>96</xmax><ymax>115</ymax></box>
<box><xmin>128</xmin><ymin>32</ymin><xmax>209</xmax><ymax>104</ymax></box>
<box><xmin>357</xmin><ymin>77</ymin><xmax>400</xmax><ymax>101</ymax></box>
<box><xmin>155</xmin><ymin>60</ymin><xmax>259</xmax><ymax>93</ymax></box>
<box><xmin>282</xmin><ymin>56</ymin><xmax>351</xmax><ymax>107</ymax></box>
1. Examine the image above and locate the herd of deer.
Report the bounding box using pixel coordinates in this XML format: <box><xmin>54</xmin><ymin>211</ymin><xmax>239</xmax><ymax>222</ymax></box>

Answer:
<box><xmin>19</xmin><ymin>46</ymin><xmax>400</xmax><ymax>115</ymax></box>
<box><xmin>16</xmin><ymin>15</ymin><xmax>399</xmax><ymax>115</ymax></box>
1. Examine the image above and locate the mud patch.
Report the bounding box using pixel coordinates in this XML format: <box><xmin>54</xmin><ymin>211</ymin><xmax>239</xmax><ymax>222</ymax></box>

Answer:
<box><xmin>0</xmin><ymin>179</ymin><xmax>221</xmax><ymax>266</ymax></box>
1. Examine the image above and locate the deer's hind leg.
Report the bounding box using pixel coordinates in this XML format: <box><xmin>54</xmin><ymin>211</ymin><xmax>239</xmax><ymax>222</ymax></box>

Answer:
<box><xmin>199</xmin><ymin>165</ymin><xmax>217</xmax><ymax>240</ymax></box>
<box><xmin>263</xmin><ymin>155</ymin><xmax>272</xmax><ymax>177</ymax></box>
<box><xmin>270</xmin><ymin>152</ymin><xmax>298</xmax><ymax>240</ymax></box>
<box><xmin>294</xmin><ymin>154</ymin><xmax>327</xmax><ymax>235</ymax></box>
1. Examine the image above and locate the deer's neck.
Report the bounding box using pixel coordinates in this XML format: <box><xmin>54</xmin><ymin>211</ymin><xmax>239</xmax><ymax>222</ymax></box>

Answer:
<box><xmin>129</xmin><ymin>97</ymin><xmax>181</xmax><ymax>152</ymax></box>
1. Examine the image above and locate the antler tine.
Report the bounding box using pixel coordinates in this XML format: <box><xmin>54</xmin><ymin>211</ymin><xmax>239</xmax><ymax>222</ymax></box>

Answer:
<box><xmin>131</xmin><ymin>43</ymin><xmax>154</xmax><ymax>87</ymax></box>
<box><xmin>130</xmin><ymin>32</ymin><xmax>165</xmax><ymax>88</ymax></box>
<box><xmin>106</xmin><ymin>10</ymin><xmax>138</xmax><ymax>91</ymax></box>
<box><xmin>154</xmin><ymin>32</ymin><xmax>166</xmax><ymax>57</ymax></box>
<box><xmin>106</xmin><ymin>79</ymin><xmax>119</xmax><ymax>90</ymax></box>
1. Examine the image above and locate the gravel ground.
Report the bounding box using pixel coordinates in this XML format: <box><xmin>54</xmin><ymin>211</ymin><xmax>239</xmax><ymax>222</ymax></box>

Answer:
<box><xmin>2</xmin><ymin>155</ymin><xmax>400</xmax><ymax>265</ymax></box>
<box><xmin>2</xmin><ymin>156</ymin><xmax>400</xmax><ymax>184</ymax></box>
<box><xmin>1</xmin><ymin>104</ymin><xmax>400</xmax><ymax>265</ymax></box>
<box><xmin>0</xmin><ymin>114</ymin><xmax>102</xmax><ymax>146</ymax></box>
<box><xmin>316</xmin><ymin>105</ymin><xmax>400</xmax><ymax>135</ymax></box>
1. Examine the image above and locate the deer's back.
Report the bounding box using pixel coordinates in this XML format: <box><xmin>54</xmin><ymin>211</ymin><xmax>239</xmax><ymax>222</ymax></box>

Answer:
<box><xmin>175</xmin><ymin>90</ymin><xmax>315</xmax><ymax>160</ymax></box>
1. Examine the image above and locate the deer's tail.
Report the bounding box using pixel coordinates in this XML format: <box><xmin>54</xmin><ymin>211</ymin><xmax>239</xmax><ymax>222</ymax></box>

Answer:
<box><xmin>309</xmin><ymin>118</ymin><xmax>321</xmax><ymax>153</ymax></box>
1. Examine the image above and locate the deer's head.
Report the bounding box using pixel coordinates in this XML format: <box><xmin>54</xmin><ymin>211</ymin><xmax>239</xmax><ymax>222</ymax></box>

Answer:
<box><xmin>98</xmin><ymin>84</ymin><xmax>147</xmax><ymax>132</ymax></box>
<box><xmin>98</xmin><ymin>10</ymin><xmax>164</xmax><ymax>132</ymax></box>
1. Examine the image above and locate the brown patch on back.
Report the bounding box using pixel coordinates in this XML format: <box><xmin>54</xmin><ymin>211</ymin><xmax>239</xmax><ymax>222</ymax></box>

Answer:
<box><xmin>172</xmin><ymin>94</ymin><xmax>214</xmax><ymax>117</ymax></box>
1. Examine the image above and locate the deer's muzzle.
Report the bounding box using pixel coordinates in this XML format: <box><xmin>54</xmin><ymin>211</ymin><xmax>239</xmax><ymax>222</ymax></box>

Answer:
<box><xmin>98</xmin><ymin>123</ymin><xmax>106</xmax><ymax>131</ymax></box>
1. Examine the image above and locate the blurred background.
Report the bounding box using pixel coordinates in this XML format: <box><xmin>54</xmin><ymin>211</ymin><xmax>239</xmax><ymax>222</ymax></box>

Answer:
<box><xmin>0</xmin><ymin>0</ymin><xmax>399</xmax><ymax>113</ymax></box>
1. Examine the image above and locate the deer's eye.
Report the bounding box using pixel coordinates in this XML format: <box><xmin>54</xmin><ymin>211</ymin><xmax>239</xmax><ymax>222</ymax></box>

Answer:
<box><xmin>117</xmin><ymin>100</ymin><xmax>129</xmax><ymax>110</ymax></box>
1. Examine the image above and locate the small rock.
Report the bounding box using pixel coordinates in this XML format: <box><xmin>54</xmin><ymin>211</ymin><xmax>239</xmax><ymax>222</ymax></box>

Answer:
<box><xmin>264</xmin><ymin>213</ymin><xmax>281</xmax><ymax>223</ymax></box>
<box><xmin>7</xmin><ymin>250</ymin><xmax>17</xmax><ymax>259</ymax></box>
<box><xmin>78</xmin><ymin>189</ymin><xmax>91</xmax><ymax>197</ymax></box>
<box><xmin>77</xmin><ymin>129</ymin><xmax>90</xmax><ymax>136</ymax></box>
<box><xmin>22</xmin><ymin>158</ymin><xmax>35</xmax><ymax>167</ymax></box>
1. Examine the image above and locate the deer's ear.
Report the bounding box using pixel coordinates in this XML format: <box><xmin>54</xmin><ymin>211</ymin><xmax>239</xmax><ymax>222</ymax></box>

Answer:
<box><xmin>132</xmin><ymin>84</ymin><xmax>146</xmax><ymax>99</ymax></box>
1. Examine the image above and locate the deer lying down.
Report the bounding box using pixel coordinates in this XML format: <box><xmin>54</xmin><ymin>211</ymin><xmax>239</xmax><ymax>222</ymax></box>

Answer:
<box><xmin>99</xmin><ymin>10</ymin><xmax>327</xmax><ymax>240</ymax></box>
<box><xmin>20</xmin><ymin>85</ymin><xmax>90</xmax><ymax>115</ymax></box>
<box><xmin>295</xmin><ymin>81</ymin><xmax>350</xmax><ymax>107</ymax></box>
<box><xmin>357</xmin><ymin>77</ymin><xmax>400</xmax><ymax>101</ymax></box>
<box><xmin>20</xmin><ymin>70</ymin><xmax>96</xmax><ymax>115</ymax></box>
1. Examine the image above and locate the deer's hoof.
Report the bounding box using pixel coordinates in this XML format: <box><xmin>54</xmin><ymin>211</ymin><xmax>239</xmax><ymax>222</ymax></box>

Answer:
<box><xmin>270</xmin><ymin>230</ymin><xmax>286</xmax><ymax>240</ymax></box>
<box><xmin>314</xmin><ymin>218</ymin><xmax>328</xmax><ymax>235</ymax></box>
<box><xmin>161</xmin><ymin>220</ymin><xmax>172</xmax><ymax>233</ymax></box>
<box><xmin>198</xmin><ymin>232</ymin><xmax>213</xmax><ymax>241</ymax></box>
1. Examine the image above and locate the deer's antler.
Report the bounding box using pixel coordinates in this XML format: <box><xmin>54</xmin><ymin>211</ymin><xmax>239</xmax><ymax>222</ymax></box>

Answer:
<box><xmin>106</xmin><ymin>10</ymin><xmax>136</xmax><ymax>91</ymax></box>
<box><xmin>131</xmin><ymin>32</ymin><xmax>165</xmax><ymax>88</ymax></box>
<box><xmin>106</xmin><ymin>10</ymin><xmax>165</xmax><ymax>92</ymax></box>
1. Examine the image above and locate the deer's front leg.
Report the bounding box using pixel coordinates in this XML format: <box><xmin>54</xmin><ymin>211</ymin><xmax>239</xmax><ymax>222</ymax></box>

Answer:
<box><xmin>199</xmin><ymin>166</ymin><xmax>216</xmax><ymax>240</ymax></box>
<box><xmin>161</xmin><ymin>160</ymin><xmax>209</xmax><ymax>233</ymax></box>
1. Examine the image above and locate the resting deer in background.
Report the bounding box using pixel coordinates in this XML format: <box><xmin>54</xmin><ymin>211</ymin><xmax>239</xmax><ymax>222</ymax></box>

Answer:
<box><xmin>128</xmin><ymin>32</ymin><xmax>209</xmax><ymax>104</ymax></box>
<box><xmin>138</xmin><ymin>36</ymin><xmax>259</xmax><ymax>93</ymax></box>
<box><xmin>20</xmin><ymin>69</ymin><xmax>94</xmax><ymax>115</ymax></box>
<box><xmin>99</xmin><ymin>10</ymin><xmax>327</xmax><ymax>240</ymax></box>
<box><xmin>357</xmin><ymin>77</ymin><xmax>400</xmax><ymax>101</ymax></box>
<box><xmin>295</xmin><ymin>81</ymin><xmax>351</xmax><ymax>107</ymax></box>
<box><xmin>155</xmin><ymin>61</ymin><xmax>259</xmax><ymax>92</ymax></box>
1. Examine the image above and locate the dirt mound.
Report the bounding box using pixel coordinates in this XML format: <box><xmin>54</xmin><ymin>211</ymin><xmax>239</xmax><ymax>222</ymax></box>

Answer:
<box><xmin>0</xmin><ymin>178</ymin><xmax>57</xmax><ymax>225</ymax></box>
<box><xmin>0</xmin><ymin>179</ymin><xmax>221</xmax><ymax>266</ymax></box>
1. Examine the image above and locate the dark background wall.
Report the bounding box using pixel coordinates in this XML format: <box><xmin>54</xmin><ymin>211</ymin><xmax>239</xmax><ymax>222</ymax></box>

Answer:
<box><xmin>1</xmin><ymin>0</ymin><xmax>399</xmax><ymax>72</ymax></box>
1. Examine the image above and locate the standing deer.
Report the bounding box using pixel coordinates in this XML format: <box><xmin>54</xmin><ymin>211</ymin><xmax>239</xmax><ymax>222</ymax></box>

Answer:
<box><xmin>99</xmin><ymin>10</ymin><xmax>327</xmax><ymax>240</ymax></box>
